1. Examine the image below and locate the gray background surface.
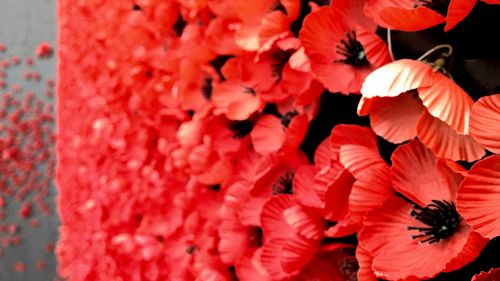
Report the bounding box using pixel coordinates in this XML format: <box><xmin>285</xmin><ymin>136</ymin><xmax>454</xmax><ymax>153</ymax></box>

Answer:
<box><xmin>0</xmin><ymin>0</ymin><xmax>59</xmax><ymax>281</ymax></box>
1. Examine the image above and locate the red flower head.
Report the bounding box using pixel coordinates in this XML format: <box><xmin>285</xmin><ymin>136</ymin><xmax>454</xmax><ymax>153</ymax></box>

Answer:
<box><xmin>472</xmin><ymin>267</ymin><xmax>500</xmax><ymax>281</ymax></box>
<box><xmin>457</xmin><ymin>156</ymin><xmax>500</xmax><ymax>239</ymax></box>
<box><xmin>300</xmin><ymin>0</ymin><xmax>392</xmax><ymax>94</ymax></box>
<box><xmin>365</xmin><ymin>0</ymin><xmax>500</xmax><ymax>32</ymax></box>
<box><xmin>470</xmin><ymin>94</ymin><xmax>500</xmax><ymax>154</ymax></box>
<box><xmin>293</xmin><ymin>125</ymin><xmax>393</xmax><ymax>237</ymax></box>
<box><xmin>359</xmin><ymin>58</ymin><xmax>485</xmax><ymax>161</ymax></box>
<box><xmin>359</xmin><ymin>140</ymin><xmax>487</xmax><ymax>280</ymax></box>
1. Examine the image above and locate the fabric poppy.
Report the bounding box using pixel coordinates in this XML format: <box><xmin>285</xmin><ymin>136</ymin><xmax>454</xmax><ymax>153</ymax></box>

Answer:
<box><xmin>359</xmin><ymin>59</ymin><xmax>485</xmax><ymax>161</ymax></box>
<box><xmin>300</xmin><ymin>1</ymin><xmax>391</xmax><ymax>94</ymax></box>
<box><xmin>365</xmin><ymin>0</ymin><xmax>500</xmax><ymax>32</ymax></box>
<box><xmin>358</xmin><ymin>140</ymin><xmax>487</xmax><ymax>280</ymax></box>
<box><xmin>470</xmin><ymin>94</ymin><xmax>500</xmax><ymax>154</ymax></box>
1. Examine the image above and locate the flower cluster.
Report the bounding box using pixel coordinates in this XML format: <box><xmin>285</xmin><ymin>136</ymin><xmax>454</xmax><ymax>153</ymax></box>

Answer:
<box><xmin>57</xmin><ymin>0</ymin><xmax>500</xmax><ymax>280</ymax></box>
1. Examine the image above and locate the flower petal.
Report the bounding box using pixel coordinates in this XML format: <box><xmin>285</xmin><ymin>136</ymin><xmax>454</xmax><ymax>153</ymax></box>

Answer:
<box><xmin>261</xmin><ymin>194</ymin><xmax>295</xmax><ymax>239</ymax></box>
<box><xmin>391</xmin><ymin>139</ymin><xmax>452</xmax><ymax>206</ymax></box>
<box><xmin>472</xmin><ymin>267</ymin><xmax>500</xmax><ymax>281</ymax></box>
<box><xmin>369</xmin><ymin>94</ymin><xmax>425</xmax><ymax>143</ymax></box>
<box><xmin>356</xmin><ymin>245</ymin><xmax>378</xmax><ymax>281</ymax></box>
<box><xmin>379</xmin><ymin>6</ymin><xmax>445</xmax><ymax>31</ymax></box>
<box><xmin>349</xmin><ymin>165</ymin><xmax>393</xmax><ymax>224</ymax></box>
<box><xmin>417</xmin><ymin>111</ymin><xmax>485</xmax><ymax>162</ymax></box>
<box><xmin>330</xmin><ymin>124</ymin><xmax>378</xmax><ymax>161</ymax></box>
<box><xmin>470</xmin><ymin>94</ymin><xmax>500</xmax><ymax>154</ymax></box>
<box><xmin>457</xmin><ymin>155</ymin><xmax>500</xmax><ymax>239</ymax></box>
<box><xmin>293</xmin><ymin>166</ymin><xmax>324</xmax><ymax>209</ymax></box>
<box><xmin>339</xmin><ymin>144</ymin><xmax>387</xmax><ymax>179</ymax></box>
<box><xmin>361</xmin><ymin>59</ymin><xmax>434</xmax><ymax>99</ymax></box>
<box><xmin>283</xmin><ymin>205</ymin><xmax>324</xmax><ymax>240</ymax></box>
<box><xmin>417</xmin><ymin>72</ymin><xmax>474</xmax><ymax>134</ymax></box>
<box><xmin>444</xmin><ymin>0</ymin><xmax>477</xmax><ymax>31</ymax></box>
<box><xmin>251</xmin><ymin>115</ymin><xmax>286</xmax><ymax>155</ymax></box>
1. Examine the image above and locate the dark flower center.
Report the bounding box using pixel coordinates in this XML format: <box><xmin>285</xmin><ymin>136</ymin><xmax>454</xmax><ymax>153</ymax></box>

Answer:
<box><xmin>243</xmin><ymin>87</ymin><xmax>256</xmax><ymax>96</ymax></box>
<box><xmin>335</xmin><ymin>31</ymin><xmax>369</xmax><ymax>67</ymax></box>
<box><xmin>271</xmin><ymin>50</ymin><xmax>293</xmax><ymax>79</ymax></box>
<box><xmin>228</xmin><ymin>120</ymin><xmax>253</xmax><ymax>139</ymax></box>
<box><xmin>407</xmin><ymin>200</ymin><xmax>460</xmax><ymax>244</ymax></box>
<box><xmin>272</xmin><ymin>0</ymin><xmax>288</xmax><ymax>15</ymax></box>
<box><xmin>272</xmin><ymin>171</ymin><xmax>294</xmax><ymax>195</ymax></box>
<box><xmin>201</xmin><ymin>77</ymin><xmax>213</xmax><ymax>100</ymax></box>
<box><xmin>173</xmin><ymin>15</ymin><xmax>187</xmax><ymax>37</ymax></box>
<box><xmin>281</xmin><ymin>110</ymin><xmax>298</xmax><ymax>127</ymax></box>
<box><xmin>417</xmin><ymin>0</ymin><xmax>450</xmax><ymax>16</ymax></box>
<box><xmin>132</xmin><ymin>4</ymin><xmax>141</xmax><ymax>11</ymax></box>
<box><xmin>248</xmin><ymin>226</ymin><xmax>263</xmax><ymax>247</ymax></box>
<box><xmin>185</xmin><ymin>245</ymin><xmax>196</xmax><ymax>254</ymax></box>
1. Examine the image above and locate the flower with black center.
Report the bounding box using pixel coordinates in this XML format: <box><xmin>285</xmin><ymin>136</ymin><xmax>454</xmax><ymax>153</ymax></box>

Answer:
<box><xmin>299</xmin><ymin>0</ymin><xmax>391</xmax><ymax>94</ymax></box>
<box><xmin>358</xmin><ymin>140</ymin><xmax>487</xmax><ymax>280</ymax></box>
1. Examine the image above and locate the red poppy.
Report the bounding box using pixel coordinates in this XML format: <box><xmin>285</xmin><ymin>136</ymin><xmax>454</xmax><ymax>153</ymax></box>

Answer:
<box><xmin>359</xmin><ymin>59</ymin><xmax>485</xmax><ymax>161</ymax></box>
<box><xmin>456</xmin><ymin>155</ymin><xmax>500</xmax><ymax>239</ymax></box>
<box><xmin>293</xmin><ymin>125</ymin><xmax>392</xmax><ymax>237</ymax></box>
<box><xmin>259</xmin><ymin>194</ymin><xmax>325</xmax><ymax>279</ymax></box>
<box><xmin>359</xmin><ymin>140</ymin><xmax>487</xmax><ymax>280</ymax></box>
<box><xmin>470</xmin><ymin>94</ymin><xmax>500</xmax><ymax>154</ymax></box>
<box><xmin>472</xmin><ymin>267</ymin><xmax>500</xmax><ymax>281</ymax></box>
<box><xmin>300</xmin><ymin>1</ymin><xmax>391</xmax><ymax>94</ymax></box>
<box><xmin>212</xmin><ymin>57</ymin><xmax>264</xmax><ymax>120</ymax></box>
<box><xmin>365</xmin><ymin>0</ymin><xmax>500</xmax><ymax>32</ymax></box>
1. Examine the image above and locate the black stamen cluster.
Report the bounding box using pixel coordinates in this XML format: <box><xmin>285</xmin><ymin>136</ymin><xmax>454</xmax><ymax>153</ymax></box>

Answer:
<box><xmin>271</xmin><ymin>171</ymin><xmax>294</xmax><ymax>195</ymax></box>
<box><xmin>335</xmin><ymin>31</ymin><xmax>369</xmax><ymax>66</ymax></box>
<box><xmin>407</xmin><ymin>200</ymin><xmax>460</xmax><ymax>244</ymax></box>
<box><xmin>418</xmin><ymin>0</ymin><xmax>451</xmax><ymax>16</ymax></box>
<box><xmin>281</xmin><ymin>111</ymin><xmax>299</xmax><ymax>128</ymax></box>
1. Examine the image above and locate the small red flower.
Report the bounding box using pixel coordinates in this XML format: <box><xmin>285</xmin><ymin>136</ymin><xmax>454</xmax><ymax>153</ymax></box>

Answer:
<box><xmin>365</xmin><ymin>0</ymin><xmax>500</xmax><ymax>32</ymax></box>
<box><xmin>470</xmin><ymin>94</ymin><xmax>500</xmax><ymax>154</ymax></box>
<box><xmin>359</xmin><ymin>140</ymin><xmax>487</xmax><ymax>280</ymax></box>
<box><xmin>359</xmin><ymin>59</ymin><xmax>485</xmax><ymax>161</ymax></box>
<box><xmin>300</xmin><ymin>1</ymin><xmax>391</xmax><ymax>94</ymax></box>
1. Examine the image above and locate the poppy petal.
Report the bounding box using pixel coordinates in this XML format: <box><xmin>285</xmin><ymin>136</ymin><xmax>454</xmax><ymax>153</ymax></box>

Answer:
<box><xmin>482</xmin><ymin>0</ymin><xmax>500</xmax><ymax>3</ymax></box>
<box><xmin>379</xmin><ymin>6</ymin><xmax>445</xmax><ymax>31</ymax></box>
<box><xmin>293</xmin><ymin>166</ymin><xmax>324</xmax><ymax>209</ymax></box>
<box><xmin>298</xmin><ymin>255</ymin><xmax>345</xmax><ymax>281</ymax></box>
<box><xmin>444</xmin><ymin>0</ymin><xmax>477</xmax><ymax>31</ymax></box>
<box><xmin>444</xmin><ymin>231</ymin><xmax>487</xmax><ymax>272</ymax></box>
<box><xmin>356</xmin><ymin>245</ymin><xmax>378</xmax><ymax>281</ymax></box>
<box><xmin>283</xmin><ymin>204</ymin><xmax>324</xmax><ymax>240</ymax></box>
<box><xmin>359</xmin><ymin>196</ymin><xmax>473</xmax><ymax>280</ymax></box>
<box><xmin>261</xmin><ymin>194</ymin><xmax>295</xmax><ymax>239</ymax></box>
<box><xmin>472</xmin><ymin>267</ymin><xmax>500</xmax><ymax>281</ymax></box>
<box><xmin>251</xmin><ymin>115</ymin><xmax>286</xmax><ymax>155</ymax></box>
<box><xmin>417</xmin><ymin>111</ymin><xmax>485</xmax><ymax>162</ymax></box>
<box><xmin>314</xmin><ymin>136</ymin><xmax>332</xmax><ymax>169</ymax></box>
<box><xmin>324</xmin><ymin>169</ymin><xmax>355</xmax><ymax>221</ymax></box>
<box><xmin>361</xmin><ymin>59</ymin><xmax>434</xmax><ymax>98</ymax></box>
<box><xmin>417</xmin><ymin>72</ymin><xmax>474</xmax><ymax>134</ymax></box>
<box><xmin>339</xmin><ymin>144</ymin><xmax>386</xmax><ymax>178</ymax></box>
<box><xmin>391</xmin><ymin>140</ymin><xmax>452</xmax><ymax>206</ymax></box>
<box><xmin>227</xmin><ymin>94</ymin><xmax>262</xmax><ymax>120</ymax></box>
<box><xmin>470</xmin><ymin>94</ymin><xmax>500</xmax><ymax>154</ymax></box>
<box><xmin>368</xmin><ymin>94</ymin><xmax>425</xmax><ymax>143</ymax></box>
<box><xmin>282</xmin><ymin>114</ymin><xmax>309</xmax><ymax>152</ymax></box>
<box><xmin>349</xmin><ymin>165</ymin><xmax>393</xmax><ymax>224</ymax></box>
<box><xmin>457</xmin><ymin>156</ymin><xmax>500</xmax><ymax>239</ymax></box>
<box><xmin>330</xmin><ymin>125</ymin><xmax>379</xmax><ymax>161</ymax></box>
<box><xmin>356</xmin><ymin>28</ymin><xmax>392</xmax><ymax>67</ymax></box>
<box><xmin>282</xmin><ymin>235</ymin><xmax>320</xmax><ymax>274</ymax></box>
<box><xmin>260</xmin><ymin>239</ymin><xmax>292</xmax><ymax>280</ymax></box>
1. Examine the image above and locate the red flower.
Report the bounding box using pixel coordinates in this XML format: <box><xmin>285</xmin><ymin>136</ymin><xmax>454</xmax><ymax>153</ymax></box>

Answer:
<box><xmin>472</xmin><ymin>267</ymin><xmax>500</xmax><ymax>281</ymax></box>
<box><xmin>300</xmin><ymin>1</ymin><xmax>391</xmax><ymax>94</ymax></box>
<box><xmin>359</xmin><ymin>140</ymin><xmax>487</xmax><ymax>280</ymax></box>
<box><xmin>359</xmin><ymin>59</ymin><xmax>485</xmax><ymax>161</ymax></box>
<box><xmin>293</xmin><ymin>125</ymin><xmax>392</xmax><ymax>237</ymax></box>
<box><xmin>470</xmin><ymin>94</ymin><xmax>500</xmax><ymax>154</ymax></box>
<box><xmin>365</xmin><ymin>0</ymin><xmax>500</xmax><ymax>32</ymax></box>
<box><xmin>457</xmin><ymin>155</ymin><xmax>500</xmax><ymax>239</ymax></box>
<box><xmin>212</xmin><ymin>57</ymin><xmax>264</xmax><ymax>120</ymax></box>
